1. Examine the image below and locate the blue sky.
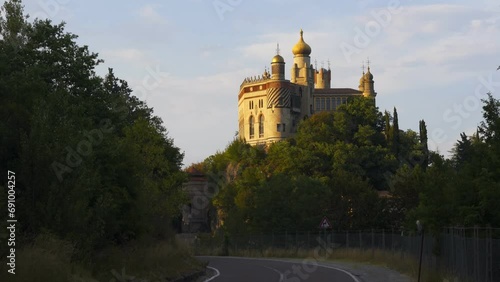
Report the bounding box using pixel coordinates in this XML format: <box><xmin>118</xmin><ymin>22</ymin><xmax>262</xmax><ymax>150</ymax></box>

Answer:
<box><xmin>20</xmin><ymin>0</ymin><xmax>500</xmax><ymax>166</ymax></box>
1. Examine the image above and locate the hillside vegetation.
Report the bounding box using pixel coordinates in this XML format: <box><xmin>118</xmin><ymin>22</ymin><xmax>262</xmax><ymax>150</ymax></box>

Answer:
<box><xmin>0</xmin><ymin>0</ymin><xmax>201</xmax><ymax>280</ymax></box>
<box><xmin>197</xmin><ymin>91</ymin><xmax>500</xmax><ymax>235</ymax></box>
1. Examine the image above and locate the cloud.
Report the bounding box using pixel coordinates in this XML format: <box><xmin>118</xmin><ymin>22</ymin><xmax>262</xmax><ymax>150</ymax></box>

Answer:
<box><xmin>138</xmin><ymin>4</ymin><xmax>167</xmax><ymax>25</ymax></box>
<box><xmin>104</xmin><ymin>48</ymin><xmax>145</xmax><ymax>61</ymax></box>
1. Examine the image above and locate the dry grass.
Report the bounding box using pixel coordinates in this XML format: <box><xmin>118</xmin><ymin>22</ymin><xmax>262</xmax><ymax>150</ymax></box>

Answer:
<box><xmin>0</xmin><ymin>234</ymin><xmax>94</xmax><ymax>282</ymax></box>
<box><xmin>92</xmin><ymin>238</ymin><xmax>206</xmax><ymax>281</ymax></box>
<box><xmin>0</xmin><ymin>234</ymin><xmax>205</xmax><ymax>282</ymax></box>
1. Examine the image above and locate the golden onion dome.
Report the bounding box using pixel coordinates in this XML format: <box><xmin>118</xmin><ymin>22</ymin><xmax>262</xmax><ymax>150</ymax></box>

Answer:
<box><xmin>365</xmin><ymin>67</ymin><xmax>374</xmax><ymax>80</ymax></box>
<box><xmin>271</xmin><ymin>54</ymin><xmax>285</xmax><ymax>63</ymax></box>
<box><xmin>292</xmin><ymin>29</ymin><xmax>312</xmax><ymax>56</ymax></box>
<box><xmin>359</xmin><ymin>74</ymin><xmax>365</xmax><ymax>85</ymax></box>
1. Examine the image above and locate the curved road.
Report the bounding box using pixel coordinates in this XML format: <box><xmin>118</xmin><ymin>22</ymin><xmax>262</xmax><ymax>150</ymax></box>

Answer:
<box><xmin>198</xmin><ymin>256</ymin><xmax>360</xmax><ymax>282</ymax></box>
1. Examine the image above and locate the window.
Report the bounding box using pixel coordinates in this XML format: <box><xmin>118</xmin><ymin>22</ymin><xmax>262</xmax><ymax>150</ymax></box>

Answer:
<box><xmin>315</xmin><ymin>98</ymin><xmax>320</xmax><ymax>111</ymax></box>
<box><xmin>283</xmin><ymin>123</ymin><xmax>286</xmax><ymax>132</ymax></box>
<box><xmin>310</xmin><ymin>104</ymin><xmax>313</xmax><ymax>114</ymax></box>
<box><xmin>326</xmin><ymin>98</ymin><xmax>331</xmax><ymax>110</ymax></box>
<box><xmin>249</xmin><ymin>116</ymin><xmax>255</xmax><ymax>139</ymax></box>
<box><xmin>259</xmin><ymin>115</ymin><xmax>264</xmax><ymax>138</ymax></box>
<box><xmin>321</xmin><ymin>98</ymin><xmax>325</xmax><ymax>110</ymax></box>
<box><xmin>277</xmin><ymin>124</ymin><xmax>281</xmax><ymax>132</ymax></box>
<box><xmin>249</xmin><ymin>100</ymin><xmax>255</xmax><ymax>110</ymax></box>
<box><xmin>299</xmin><ymin>87</ymin><xmax>303</xmax><ymax>97</ymax></box>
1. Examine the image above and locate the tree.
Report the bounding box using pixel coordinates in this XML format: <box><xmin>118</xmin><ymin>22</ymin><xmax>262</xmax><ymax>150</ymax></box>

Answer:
<box><xmin>384</xmin><ymin>111</ymin><xmax>391</xmax><ymax>143</ymax></box>
<box><xmin>419</xmin><ymin>119</ymin><xmax>429</xmax><ymax>168</ymax></box>
<box><xmin>0</xmin><ymin>0</ymin><xmax>186</xmax><ymax>255</ymax></box>
<box><xmin>392</xmin><ymin>107</ymin><xmax>400</xmax><ymax>156</ymax></box>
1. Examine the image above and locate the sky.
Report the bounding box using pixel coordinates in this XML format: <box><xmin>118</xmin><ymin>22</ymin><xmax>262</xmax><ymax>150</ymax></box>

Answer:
<box><xmin>19</xmin><ymin>0</ymin><xmax>500</xmax><ymax>166</ymax></box>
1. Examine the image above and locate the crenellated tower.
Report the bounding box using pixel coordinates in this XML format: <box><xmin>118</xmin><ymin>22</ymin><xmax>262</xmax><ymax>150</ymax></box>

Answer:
<box><xmin>315</xmin><ymin>67</ymin><xmax>331</xmax><ymax>89</ymax></box>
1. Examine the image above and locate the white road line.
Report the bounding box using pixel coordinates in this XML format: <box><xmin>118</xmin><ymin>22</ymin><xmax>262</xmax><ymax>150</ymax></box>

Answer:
<box><xmin>203</xmin><ymin>266</ymin><xmax>220</xmax><ymax>282</ymax></box>
<box><xmin>263</xmin><ymin>265</ymin><xmax>284</xmax><ymax>282</ymax></box>
<box><xmin>316</xmin><ymin>263</ymin><xmax>361</xmax><ymax>282</ymax></box>
<box><xmin>198</xmin><ymin>256</ymin><xmax>361</xmax><ymax>282</ymax></box>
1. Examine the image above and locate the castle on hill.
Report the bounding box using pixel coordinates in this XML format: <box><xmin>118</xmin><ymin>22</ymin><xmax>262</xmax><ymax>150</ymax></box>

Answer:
<box><xmin>238</xmin><ymin>29</ymin><xmax>377</xmax><ymax>145</ymax></box>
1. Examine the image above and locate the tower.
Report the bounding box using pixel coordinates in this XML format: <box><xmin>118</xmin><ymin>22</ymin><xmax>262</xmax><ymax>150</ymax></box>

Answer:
<box><xmin>363</xmin><ymin>66</ymin><xmax>376</xmax><ymax>98</ymax></box>
<box><xmin>271</xmin><ymin>45</ymin><xmax>285</xmax><ymax>81</ymax></box>
<box><xmin>290</xmin><ymin>29</ymin><xmax>315</xmax><ymax>116</ymax></box>
<box><xmin>358</xmin><ymin>64</ymin><xmax>365</xmax><ymax>93</ymax></box>
<box><xmin>315</xmin><ymin>67</ymin><xmax>331</xmax><ymax>89</ymax></box>
<box><xmin>291</xmin><ymin>29</ymin><xmax>312</xmax><ymax>84</ymax></box>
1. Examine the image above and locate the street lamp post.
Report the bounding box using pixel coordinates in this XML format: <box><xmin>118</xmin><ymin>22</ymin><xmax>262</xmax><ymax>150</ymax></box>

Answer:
<box><xmin>416</xmin><ymin>220</ymin><xmax>424</xmax><ymax>282</ymax></box>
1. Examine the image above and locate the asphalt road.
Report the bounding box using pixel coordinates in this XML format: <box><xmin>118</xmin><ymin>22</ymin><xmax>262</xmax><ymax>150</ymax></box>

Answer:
<box><xmin>198</xmin><ymin>256</ymin><xmax>360</xmax><ymax>282</ymax></box>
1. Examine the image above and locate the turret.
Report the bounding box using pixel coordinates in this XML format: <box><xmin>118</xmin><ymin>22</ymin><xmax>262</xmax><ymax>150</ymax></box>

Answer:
<box><xmin>291</xmin><ymin>29</ymin><xmax>312</xmax><ymax>84</ymax></box>
<box><xmin>315</xmin><ymin>67</ymin><xmax>331</xmax><ymax>89</ymax></box>
<box><xmin>363</xmin><ymin>66</ymin><xmax>376</xmax><ymax>98</ymax></box>
<box><xmin>271</xmin><ymin>54</ymin><xmax>285</xmax><ymax>80</ymax></box>
<box><xmin>358</xmin><ymin>71</ymin><xmax>365</xmax><ymax>92</ymax></box>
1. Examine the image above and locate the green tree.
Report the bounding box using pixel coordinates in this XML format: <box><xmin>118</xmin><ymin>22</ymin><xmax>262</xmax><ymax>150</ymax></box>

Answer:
<box><xmin>0</xmin><ymin>0</ymin><xmax>186</xmax><ymax>256</ymax></box>
<box><xmin>419</xmin><ymin>119</ymin><xmax>429</xmax><ymax>168</ymax></box>
<box><xmin>392</xmin><ymin>107</ymin><xmax>400</xmax><ymax>156</ymax></box>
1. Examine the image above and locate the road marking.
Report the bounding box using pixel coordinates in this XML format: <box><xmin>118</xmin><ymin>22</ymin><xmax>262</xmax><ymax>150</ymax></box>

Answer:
<box><xmin>316</xmin><ymin>263</ymin><xmax>361</xmax><ymax>282</ymax></box>
<box><xmin>198</xmin><ymin>256</ymin><xmax>361</xmax><ymax>282</ymax></box>
<box><xmin>203</xmin><ymin>266</ymin><xmax>220</xmax><ymax>282</ymax></box>
<box><xmin>263</xmin><ymin>265</ymin><xmax>284</xmax><ymax>282</ymax></box>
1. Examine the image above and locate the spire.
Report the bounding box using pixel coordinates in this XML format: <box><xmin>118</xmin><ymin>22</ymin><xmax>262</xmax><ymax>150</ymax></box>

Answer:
<box><xmin>271</xmin><ymin>43</ymin><xmax>284</xmax><ymax>64</ymax></box>
<box><xmin>365</xmin><ymin>58</ymin><xmax>373</xmax><ymax>80</ymax></box>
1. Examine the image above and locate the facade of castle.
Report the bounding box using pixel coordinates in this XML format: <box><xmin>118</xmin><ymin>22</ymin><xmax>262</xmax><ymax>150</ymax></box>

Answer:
<box><xmin>238</xmin><ymin>30</ymin><xmax>377</xmax><ymax>145</ymax></box>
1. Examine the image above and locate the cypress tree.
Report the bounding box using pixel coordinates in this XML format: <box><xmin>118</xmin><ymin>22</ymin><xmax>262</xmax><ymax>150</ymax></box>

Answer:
<box><xmin>419</xmin><ymin>119</ymin><xmax>429</xmax><ymax>168</ymax></box>
<box><xmin>392</xmin><ymin>107</ymin><xmax>400</xmax><ymax>156</ymax></box>
<box><xmin>384</xmin><ymin>111</ymin><xmax>391</xmax><ymax>143</ymax></box>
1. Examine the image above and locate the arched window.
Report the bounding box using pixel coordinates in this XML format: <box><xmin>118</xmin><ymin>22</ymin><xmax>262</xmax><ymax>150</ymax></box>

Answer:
<box><xmin>249</xmin><ymin>116</ymin><xmax>255</xmax><ymax>139</ymax></box>
<box><xmin>259</xmin><ymin>115</ymin><xmax>264</xmax><ymax>138</ymax></box>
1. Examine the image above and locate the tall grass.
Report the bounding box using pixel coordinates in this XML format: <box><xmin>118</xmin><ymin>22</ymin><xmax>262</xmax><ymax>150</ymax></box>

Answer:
<box><xmin>0</xmin><ymin>234</ymin><xmax>95</xmax><ymax>282</ymax></box>
<box><xmin>0</xmin><ymin>234</ymin><xmax>205</xmax><ymax>282</ymax></box>
<box><xmin>92</xmin><ymin>237</ymin><xmax>206</xmax><ymax>281</ymax></box>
